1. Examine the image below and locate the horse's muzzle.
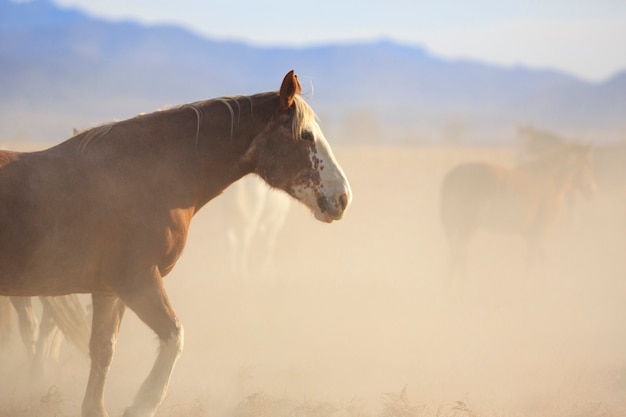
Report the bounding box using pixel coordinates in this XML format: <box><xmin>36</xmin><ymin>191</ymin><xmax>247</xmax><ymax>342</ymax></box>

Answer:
<box><xmin>316</xmin><ymin>192</ymin><xmax>350</xmax><ymax>223</ymax></box>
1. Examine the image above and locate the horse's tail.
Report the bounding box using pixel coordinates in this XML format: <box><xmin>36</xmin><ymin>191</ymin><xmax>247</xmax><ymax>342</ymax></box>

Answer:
<box><xmin>40</xmin><ymin>295</ymin><xmax>90</xmax><ymax>356</ymax></box>
<box><xmin>0</xmin><ymin>297</ymin><xmax>13</xmax><ymax>349</ymax></box>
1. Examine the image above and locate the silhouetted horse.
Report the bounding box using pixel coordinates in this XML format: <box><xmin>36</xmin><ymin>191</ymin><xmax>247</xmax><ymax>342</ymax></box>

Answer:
<box><xmin>0</xmin><ymin>71</ymin><xmax>352</xmax><ymax>417</ymax></box>
<box><xmin>441</xmin><ymin>143</ymin><xmax>595</xmax><ymax>280</ymax></box>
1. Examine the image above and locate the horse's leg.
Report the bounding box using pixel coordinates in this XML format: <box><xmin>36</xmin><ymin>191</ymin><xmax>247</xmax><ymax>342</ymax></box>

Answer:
<box><xmin>0</xmin><ymin>297</ymin><xmax>12</xmax><ymax>349</ymax></box>
<box><xmin>82</xmin><ymin>294</ymin><xmax>126</xmax><ymax>417</ymax></box>
<box><xmin>240</xmin><ymin>222</ymin><xmax>257</xmax><ymax>279</ymax></box>
<box><xmin>120</xmin><ymin>271</ymin><xmax>184</xmax><ymax>417</ymax></box>
<box><xmin>227</xmin><ymin>227</ymin><xmax>243</xmax><ymax>278</ymax></box>
<box><xmin>32</xmin><ymin>298</ymin><xmax>59</xmax><ymax>377</ymax></box>
<box><xmin>10</xmin><ymin>296</ymin><xmax>38</xmax><ymax>360</ymax></box>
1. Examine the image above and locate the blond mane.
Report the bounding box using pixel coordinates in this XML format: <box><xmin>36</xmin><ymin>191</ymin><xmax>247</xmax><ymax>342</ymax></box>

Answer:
<box><xmin>291</xmin><ymin>94</ymin><xmax>316</xmax><ymax>139</ymax></box>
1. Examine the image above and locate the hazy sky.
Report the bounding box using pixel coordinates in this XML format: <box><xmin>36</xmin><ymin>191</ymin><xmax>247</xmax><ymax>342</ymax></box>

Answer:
<box><xmin>50</xmin><ymin>0</ymin><xmax>626</xmax><ymax>82</ymax></box>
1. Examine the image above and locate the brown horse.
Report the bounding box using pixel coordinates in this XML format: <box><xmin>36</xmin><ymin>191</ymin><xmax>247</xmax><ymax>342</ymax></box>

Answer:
<box><xmin>441</xmin><ymin>143</ymin><xmax>595</xmax><ymax>280</ymax></box>
<box><xmin>0</xmin><ymin>71</ymin><xmax>352</xmax><ymax>417</ymax></box>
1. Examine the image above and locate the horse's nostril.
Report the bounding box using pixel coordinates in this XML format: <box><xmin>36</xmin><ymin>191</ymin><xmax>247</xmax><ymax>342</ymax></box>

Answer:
<box><xmin>338</xmin><ymin>193</ymin><xmax>348</xmax><ymax>212</ymax></box>
<box><xmin>317</xmin><ymin>196</ymin><xmax>329</xmax><ymax>213</ymax></box>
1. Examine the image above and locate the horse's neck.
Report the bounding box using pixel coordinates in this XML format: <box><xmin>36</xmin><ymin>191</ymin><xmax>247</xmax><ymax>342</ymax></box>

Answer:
<box><xmin>65</xmin><ymin>93</ymin><xmax>279</xmax><ymax>213</ymax></box>
<box><xmin>190</xmin><ymin>93</ymin><xmax>278</xmax><ymax>209</ymax></box>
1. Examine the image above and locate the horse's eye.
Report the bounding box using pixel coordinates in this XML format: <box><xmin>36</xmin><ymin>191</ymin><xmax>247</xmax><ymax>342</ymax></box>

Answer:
<box><xmin>301</xmin><ymin>131</ymin><xmax>314</xmax><ymax>142</ymax></box>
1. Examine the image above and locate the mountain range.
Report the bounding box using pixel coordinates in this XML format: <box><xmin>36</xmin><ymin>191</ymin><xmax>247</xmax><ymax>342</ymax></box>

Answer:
<box><xmin>1</xmin><ymin>0</ymin><xmax>625</xmax><ymax>145</ymax></box>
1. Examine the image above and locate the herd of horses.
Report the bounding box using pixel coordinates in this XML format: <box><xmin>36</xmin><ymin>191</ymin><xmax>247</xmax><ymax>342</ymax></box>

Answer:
<box><xmin>0</xmin><ymin>71</ymin><xmax>618</xmax><ymax>417</ymax></box>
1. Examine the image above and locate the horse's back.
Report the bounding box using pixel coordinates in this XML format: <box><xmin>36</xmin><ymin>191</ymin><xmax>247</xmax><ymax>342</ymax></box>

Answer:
<box><xmin>442</xmin><ymin>162</ymin><xmax>501</xmax><ymax>196</ymax></box>
<box><xmin>441</xmin><ymin>161</ymin><xmax>543</xmax><ymax>238</ymax></box>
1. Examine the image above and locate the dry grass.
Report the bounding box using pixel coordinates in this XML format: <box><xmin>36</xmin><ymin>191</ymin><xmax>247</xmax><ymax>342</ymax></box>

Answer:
<box><xmin>0</xmin><ymin>376</ymin><xmax>624</xmax><ymax>417</ymax></box>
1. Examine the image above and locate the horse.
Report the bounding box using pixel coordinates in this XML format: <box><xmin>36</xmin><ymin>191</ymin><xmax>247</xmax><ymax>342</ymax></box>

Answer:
<box><xmin>0</xmin><ymin>71</ymin><xmax>352</xmax><ymax>417</ymax></box>
<box><xmin>0</xmin><ymin>295</ymin><xmax>90</xmax><ymax>375</ymax></box>
<box><xmin>440</xmin><ymin>142</ymin><xmax>595</xmax><ymax>280</ymax></box>
<box><xmin>518</xmin><ymin>124</ymin><xmax>626</xmax><ymax>198</ymax></box>
<box><xmin>220</xmin><ymin>174</ymin><xmax>291</xmax><ymax>280</ymax></box>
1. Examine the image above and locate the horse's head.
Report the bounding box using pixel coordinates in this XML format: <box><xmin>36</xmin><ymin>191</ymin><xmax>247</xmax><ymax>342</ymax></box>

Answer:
<box><xmin>248</xmin><ymin>71</ymin><xmax>352</xmax><ymax>223</ymax></box>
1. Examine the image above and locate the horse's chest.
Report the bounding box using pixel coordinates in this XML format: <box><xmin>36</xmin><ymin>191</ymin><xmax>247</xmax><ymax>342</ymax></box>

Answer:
<box><xmin>158</xmin><ymin>232</ymin><xmax>188</xmax><ymax>277</ymax></box>
<box><xmin>155</xmin><ymin>216</ymin><xmax>192</xmax><ymax>277</ymax></box>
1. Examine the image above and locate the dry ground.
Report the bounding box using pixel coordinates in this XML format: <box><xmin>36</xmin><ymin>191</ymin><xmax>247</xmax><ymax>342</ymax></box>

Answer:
<box><xmin>1</xmin><ymin>145</ymin><xmax>625</xmax><ymax>417</ymax></box>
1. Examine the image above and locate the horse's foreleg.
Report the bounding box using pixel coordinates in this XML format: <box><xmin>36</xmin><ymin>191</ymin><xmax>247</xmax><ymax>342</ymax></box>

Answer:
<box><xmin>82</xmin><ymin>294</ymin><xmax>125</xmax><ymax>417</ymax></box>
<box><xmin>121</xmin><ymin>271</ymin><xmax>184</xmax><ymax>417</ymax></box>
<box><xmin>10</xmin><ymin>296</ymin><xmax>38</xmax><ymax>359</ymax></box>
<box><xmin>240</xmin><ymin>225</ymin><xmax>256</xmax><ymax>279</ymax></box>
<box><xmin>227</xmin><ymin>228</ymin><xmax>243</xmax><ymax>278</ymax></box>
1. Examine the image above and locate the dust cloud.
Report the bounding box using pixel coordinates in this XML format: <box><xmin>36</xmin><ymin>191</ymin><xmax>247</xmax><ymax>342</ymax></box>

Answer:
<box><xmin>1</xmin><ymin>145</ymin><xmax>625</xmax><ymax>417</ymax></box>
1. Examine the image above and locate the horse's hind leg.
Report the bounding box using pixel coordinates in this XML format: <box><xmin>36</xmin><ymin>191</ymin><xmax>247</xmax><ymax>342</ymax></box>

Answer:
<box><xmin>120</xmin><ymin>270</ymin><xmax>184</xmax><ymax>417</ymax></box>
<box><xmin>82</xmin><ymin>294</ymin><xmax>125</xmax><ymax>417</ymax></box>
<box><xmin>32</xmin><ymin>299</ymin><xmax>59</xmax><ymax>377</ymax></box>
<box><xmin>10</xmin><ymin>297</ymin><xmax>38</xmax><ymax>360</ymax></box>
<box><xmin>0</xmin><ymin>297</ymin><xmax>12</xmax><ymax>349</ymax></box>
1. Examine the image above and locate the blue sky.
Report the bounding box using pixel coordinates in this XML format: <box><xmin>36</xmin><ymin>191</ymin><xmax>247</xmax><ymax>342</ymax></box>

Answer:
<box><xmin>50</xmin><ymin>0</ymin><xmax>626</xmax><ymax>82</ymax></box>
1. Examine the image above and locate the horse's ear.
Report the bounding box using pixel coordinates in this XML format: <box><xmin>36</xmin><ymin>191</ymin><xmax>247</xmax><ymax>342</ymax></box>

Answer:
<box><xmin>279</xmin><ymin>70</ymin><xmax>302</xmax><ymax>109</ymax></box>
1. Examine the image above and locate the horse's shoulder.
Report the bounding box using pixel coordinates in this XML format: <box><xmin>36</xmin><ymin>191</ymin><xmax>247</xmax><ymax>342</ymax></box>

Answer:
<box><xmin>448</xmin><ymin>161</ymin><xmax>509</xmax><ymax>182</ymax></box>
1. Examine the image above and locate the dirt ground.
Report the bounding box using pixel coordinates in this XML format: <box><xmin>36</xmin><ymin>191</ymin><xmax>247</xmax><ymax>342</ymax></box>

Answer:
<box><xmin>1</xmin><ymin>145</ymin><xmax>626</xmax><ymax>417</ymax></box>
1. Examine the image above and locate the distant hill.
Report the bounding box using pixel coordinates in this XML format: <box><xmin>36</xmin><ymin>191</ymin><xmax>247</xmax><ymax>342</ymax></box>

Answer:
<box><xmin>1</xmin><ymin>0</ymin><xmax>624</xmax><ymax>145</ymax></box>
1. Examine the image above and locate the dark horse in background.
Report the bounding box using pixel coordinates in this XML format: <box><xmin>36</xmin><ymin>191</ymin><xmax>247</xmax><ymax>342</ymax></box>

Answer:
<box><xmin>0</xmin><ymin>71</ymin><xmax>352</xmax><ymax>417</ymax></box>
<box><xmin>441</xmin><ymin>141</ymin><xmax>595</xmax><ymax>280</ymax></box>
